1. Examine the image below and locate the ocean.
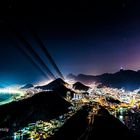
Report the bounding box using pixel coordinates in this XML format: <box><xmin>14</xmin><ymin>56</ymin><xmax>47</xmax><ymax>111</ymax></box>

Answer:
<box><xmin>0</xmin><ymin>93</ymin><xmax>19</xmax><ymax>103</ymax></box>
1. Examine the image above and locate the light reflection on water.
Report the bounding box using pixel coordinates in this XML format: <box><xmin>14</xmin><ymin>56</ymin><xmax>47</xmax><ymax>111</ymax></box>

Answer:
<box><xmin>0</xmin><ymin>92</ymin><xmax>19</xmax><ymax>102</ymax></box>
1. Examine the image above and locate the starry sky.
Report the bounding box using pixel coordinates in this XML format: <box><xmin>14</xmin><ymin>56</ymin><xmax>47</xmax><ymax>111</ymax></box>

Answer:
<box><xmin>0</xmin><ymin>0</ymin><xmax>140</xmax><ymax>86</ymax></box>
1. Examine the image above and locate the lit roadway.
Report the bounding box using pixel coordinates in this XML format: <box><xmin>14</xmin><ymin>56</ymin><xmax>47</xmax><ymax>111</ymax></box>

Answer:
<box><xmin>77</xmin><ymin>104</ymin><xmax>99</xmax><ymax>140</ymax></box>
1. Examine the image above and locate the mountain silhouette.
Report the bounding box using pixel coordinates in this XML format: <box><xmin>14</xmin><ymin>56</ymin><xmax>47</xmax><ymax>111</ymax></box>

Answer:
<box><xmin>73</xmin><ymin>82</ymin><xmax>90</xmax><ymax>91</ymax></box>
<box><xmin>67</xmin><ymin>70</ymin><xmax>140</xmax><ymax>90</ymax></box>
<box><xmin>35</xmin><ymin>78</ymin><xmax>67</xmax><ymax>90</ymax></box>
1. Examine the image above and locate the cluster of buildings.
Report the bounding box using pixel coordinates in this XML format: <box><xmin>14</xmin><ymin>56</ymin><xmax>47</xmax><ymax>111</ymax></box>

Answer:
<box><xmin>70</xmin><ymin>83</ymin><xmax>140</xmax><ymax>131</ymax></box>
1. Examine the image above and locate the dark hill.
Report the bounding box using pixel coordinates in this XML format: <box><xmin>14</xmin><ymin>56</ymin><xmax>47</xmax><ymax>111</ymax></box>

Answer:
<box><xmin>0</xmin><ymin>91</ymin><xmax>71</xmax><ymax>139</ymax></box>
<box><xmin>49</xmin><ymin>105</ymin><xmax>133</xmax><ymax>140</ymax></box>
<box><xmin>35</xmin><ymin>78</ymin><xmax>67</xmax><ymax>90</ymax></box>
<box><xmin>53</xmin><ymin>85</ymin><xmax>74</xmax><ymax>98</ymax></box>
<box><xmin>48</xmin><ymin>106</ymin><xmax>89</xmax><ymax>140</ymax></box>
<box><xmin>88</xmin><ymin>106</ymin><xmax>132</xmax><ymax>139</ymax></box>
<box><xmin>73</xmin><ymin>82</ymin><xmax>90</xmax><ymax>91</ymax></box>
<box><xmin>36</xmin><ymin>78</ymin><xmax>74</xmax><ymax>99</ymax></box>
<box><xmin>20</xmin><ymin>83</ymin><xmax>34</xmax><ymax>89</ymax></box>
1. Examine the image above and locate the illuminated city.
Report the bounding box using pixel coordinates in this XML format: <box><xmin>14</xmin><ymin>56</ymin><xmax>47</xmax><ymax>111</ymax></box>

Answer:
<box><xmin>0</xmin><ymin>79</ymin><xmax>140</xmax><ymax>139</ymax></box>
<box><xmin>1</xmin><ymin>0</ymin><xmax>140</xmax><ymax>139</ymax></box>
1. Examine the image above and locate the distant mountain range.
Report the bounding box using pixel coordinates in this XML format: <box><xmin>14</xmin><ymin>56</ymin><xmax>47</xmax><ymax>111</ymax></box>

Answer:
<box><xmin>67</xmin><ymin>70</ymin><xmax>140</xmax><ymax>90</ymax></box>
<box><xmin>20</xmin><ymin>69</ymin><xmax>140</xmax><ymax>91</ymax></box>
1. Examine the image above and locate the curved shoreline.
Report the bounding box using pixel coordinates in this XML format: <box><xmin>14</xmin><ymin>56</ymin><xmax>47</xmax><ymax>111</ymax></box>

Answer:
<box><xmin>0</xmin><ymin>93</ymin><xmax>22</xmax><ymax>106</ymax></box>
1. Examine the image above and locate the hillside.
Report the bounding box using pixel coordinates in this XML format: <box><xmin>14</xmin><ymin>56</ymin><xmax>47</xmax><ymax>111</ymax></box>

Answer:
<box><xmin>0</xmin><ymin>91</ymin><xmax>71</xmax><ymax>139</ymax></box>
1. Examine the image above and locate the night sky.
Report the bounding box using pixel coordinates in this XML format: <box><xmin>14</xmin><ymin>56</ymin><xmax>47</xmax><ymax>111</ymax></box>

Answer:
<box><xmin>0</xmin><ymin>0</ymin><xmax>140</xmax><ymax>86</ymax></box>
